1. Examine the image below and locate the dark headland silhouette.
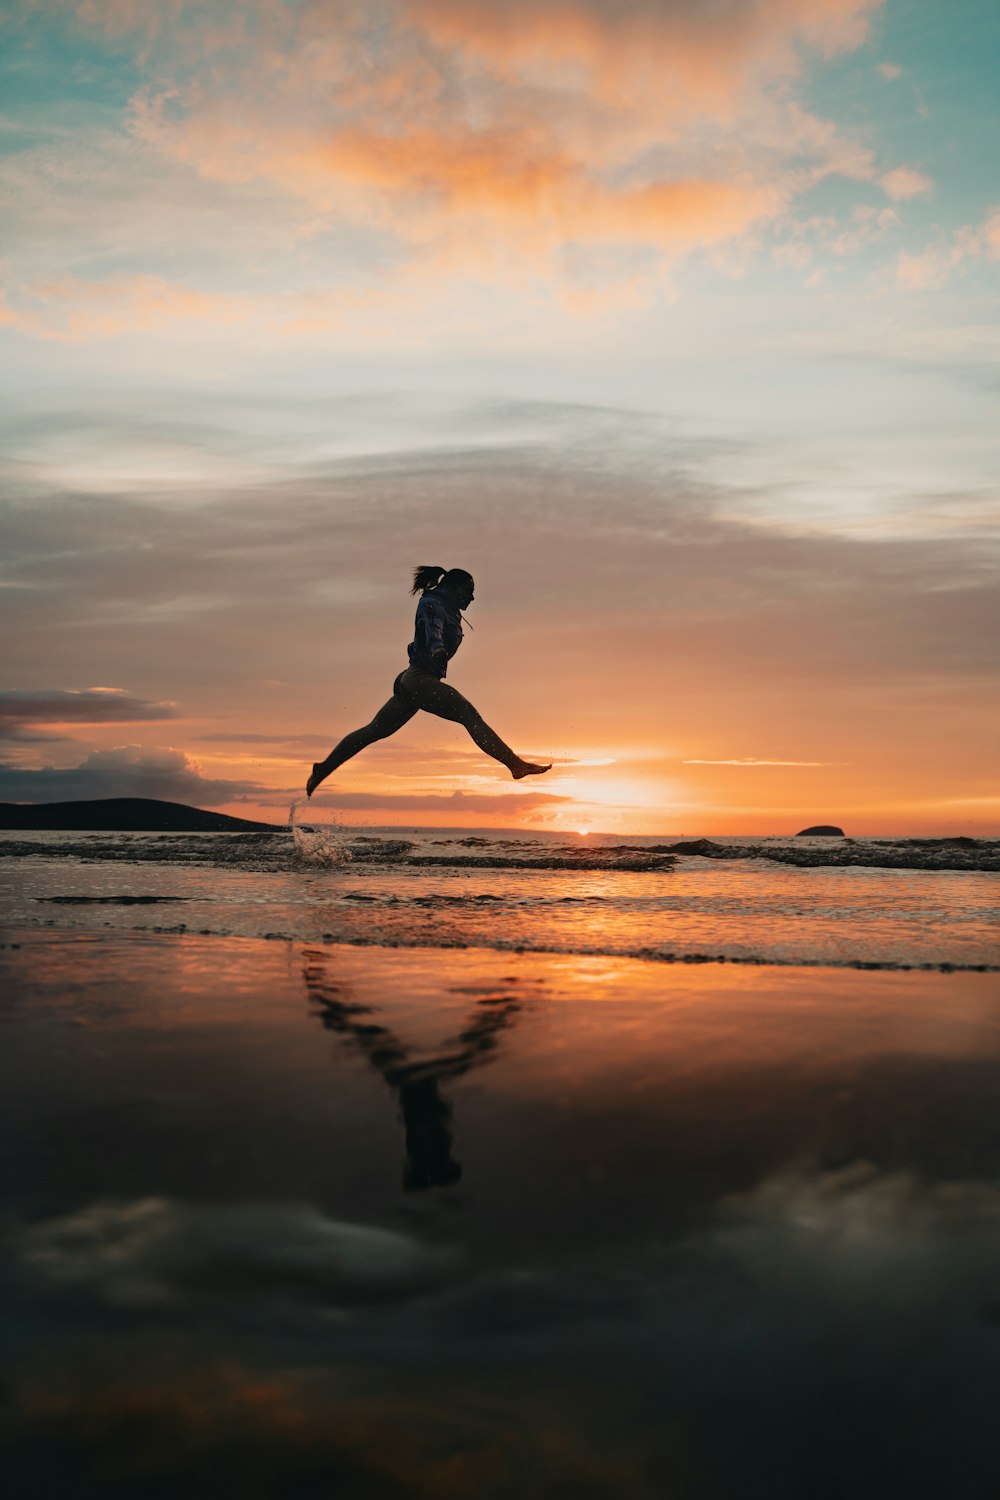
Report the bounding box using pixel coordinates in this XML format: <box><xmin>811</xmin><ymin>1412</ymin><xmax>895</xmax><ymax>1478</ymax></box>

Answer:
<box><xmin>0</xmin><ymin>798</ymin><xmax>282</xmax><ymax>833</ymax></box>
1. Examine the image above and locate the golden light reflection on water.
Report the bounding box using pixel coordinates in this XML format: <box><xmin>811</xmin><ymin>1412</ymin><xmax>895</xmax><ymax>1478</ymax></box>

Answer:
<box><xmin>6</xmin><ymin>927</ymin><xmax>997</xmax><ymax>1081</ymax></box>
<box><xmin>3</xmin><ymin>931</ymin><xmax>1000</xmax><ymax>1496</ymax></box>
<box><xmin>7</xmin><ymin>847</ymin><xmax>996</xmax><ymax>970</ymax></box>
<box><xmin>11</xmin><ymin>1358</ymin><xmax>656</xmax><ymax>1499</ymax></box>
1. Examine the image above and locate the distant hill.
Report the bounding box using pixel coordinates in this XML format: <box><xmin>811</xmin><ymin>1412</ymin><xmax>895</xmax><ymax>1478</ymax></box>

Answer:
<box><xmin>0</xmin><ymin>798</ymin><xmax>283</xmax><ymax>833</ymax></box>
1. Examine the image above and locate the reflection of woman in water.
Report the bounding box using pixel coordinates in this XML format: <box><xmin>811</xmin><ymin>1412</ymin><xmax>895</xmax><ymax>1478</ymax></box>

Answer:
<box><xmin>302</xmin><ymin>947</ymin><xmax>531</xmax><ymax>1190</ymax></box>
<box><xmin>307</xmin><ymin>565</ymin><xmax>551</xmax><ymax>798</ymax></box>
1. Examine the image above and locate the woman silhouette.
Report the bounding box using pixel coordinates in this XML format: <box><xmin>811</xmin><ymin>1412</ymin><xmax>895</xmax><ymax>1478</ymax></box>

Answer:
<box><xmin>306</xmin><ymin>566</ymin><xmax>551</xmax><ymax>797</ymax></box>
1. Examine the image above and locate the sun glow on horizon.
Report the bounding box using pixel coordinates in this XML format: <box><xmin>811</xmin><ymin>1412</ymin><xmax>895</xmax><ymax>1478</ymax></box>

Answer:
<box><xmin>543</xmin><ymin>771</ymin><xmax>687</xmax><ymax>827</ymax></box>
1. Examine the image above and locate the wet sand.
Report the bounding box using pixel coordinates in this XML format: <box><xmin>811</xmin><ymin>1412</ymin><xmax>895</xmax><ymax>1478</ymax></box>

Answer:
<box><xmin>2</xmin><ymin>929</ymin><xmax>999</xmax><ymax>1497</ymax></box>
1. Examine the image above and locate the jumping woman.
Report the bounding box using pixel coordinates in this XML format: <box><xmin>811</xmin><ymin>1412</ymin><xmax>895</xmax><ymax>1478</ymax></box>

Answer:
<box><xmin>306</xmin><ymin>566</ymin><xmax>551</xmax><ymax>798</ymax></box>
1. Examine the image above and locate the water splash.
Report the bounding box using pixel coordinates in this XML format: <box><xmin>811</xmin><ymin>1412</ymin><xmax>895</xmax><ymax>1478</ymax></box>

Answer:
<box><xmin>288</xmin><ymin>798</ymin><xmax>352</xmax><ymax>868</ymax></box>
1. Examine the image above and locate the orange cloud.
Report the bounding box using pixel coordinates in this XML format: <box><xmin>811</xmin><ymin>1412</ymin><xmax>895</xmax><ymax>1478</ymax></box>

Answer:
<box><xmin>117</xmin><ymin>1</ymin><xmax>882</xmax><ymax>275</ymax></box>
<box><xmin>0</xmin><ymin>273</ymin><xmax>255</xmax><ymax>341</ymax></box>
<box><xmin>8</xmin><ymin>0</ymin><xmax>901</xmax><ymax>338</ymax></box>
<box><xmin>0</xmin><ymin>270</ymin><xmax>416</xmax><ymax>342</ymax></box>
<box><xmin>405</xmin><ymin>0</ymin><xmax>881</xmax><ymax>110</ymax></box>
<box><xmin>321</xmin><ymin>129</ymin><xmax>785</xmax><ymax>252</ymax></box>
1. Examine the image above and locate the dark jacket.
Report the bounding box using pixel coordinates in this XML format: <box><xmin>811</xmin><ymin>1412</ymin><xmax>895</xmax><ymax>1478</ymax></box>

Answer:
<box><xmin>407</xmin><ymin>586</ymin><xmax>463</xmax><ymax>678</ymax></box>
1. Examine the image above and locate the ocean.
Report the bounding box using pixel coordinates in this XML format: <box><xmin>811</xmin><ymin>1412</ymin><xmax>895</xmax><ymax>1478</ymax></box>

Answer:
<box><xmin>3</xmin><ymin>822</ymin><xmax>998</xmax><ymax>970</ymax></box>
<box><xmin>2</xmin><ymin>824</ymin><xmax>999</xmax><ymax>1496</ymax></box>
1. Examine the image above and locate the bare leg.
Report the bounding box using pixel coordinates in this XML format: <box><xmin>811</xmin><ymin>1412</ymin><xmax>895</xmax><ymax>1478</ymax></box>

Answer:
<box><xmin>307</xmin><ymin>693</ymin><xmax>417</xmax><ymax>796</ymax></box>
<box><xmin>402</xmin><ymin>672</ymin><xmax>550</xmax><ymax>780</ymax></box>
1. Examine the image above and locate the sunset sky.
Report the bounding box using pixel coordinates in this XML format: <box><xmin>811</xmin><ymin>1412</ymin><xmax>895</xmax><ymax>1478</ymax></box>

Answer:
<box><xmin>2</xmin><ymin>0</ymin><xmax>998</xmax><ymax>835</ymax></box>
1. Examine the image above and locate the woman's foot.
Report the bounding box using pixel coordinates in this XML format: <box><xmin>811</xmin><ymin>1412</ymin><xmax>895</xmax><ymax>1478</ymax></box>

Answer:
<box><xmin>511</xmin><ymin>760</ymin><xmax>552</xmax><ymax>780</ymax></box>
<box><xmin>306</xmin><ymin>761</ymin><xmax>330</xmax><ymax>797</ymax></box>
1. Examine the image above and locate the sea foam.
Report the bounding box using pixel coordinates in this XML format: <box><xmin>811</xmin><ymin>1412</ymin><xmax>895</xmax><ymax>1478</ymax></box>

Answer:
<box><xmin>287</xmin><ymin>798</ymin><xmax>352</xmax><ymax>867</ymax></box>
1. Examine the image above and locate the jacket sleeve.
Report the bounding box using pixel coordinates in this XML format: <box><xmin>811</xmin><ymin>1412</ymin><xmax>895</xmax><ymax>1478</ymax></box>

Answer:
<box><xmin>420</xmin><ymin>596</ymin><xmax>450</xmax><ymax>660</ymax></box>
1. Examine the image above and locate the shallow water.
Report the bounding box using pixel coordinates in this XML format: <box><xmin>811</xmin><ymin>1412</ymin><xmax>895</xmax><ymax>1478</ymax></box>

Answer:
<box><xmin>1</xmin><ymin>930</ymin><xmax>999</xmax><ymax>1498</ymax></box>
<box><xmin>2</xmin><ymin>827</ymin><xmax>998</xmax><ymax>969</ymax></box>
<box><xmin>2</xmin><ymin>828</ymin><xmax>1000</xmax><ymax>1495</ymax></box>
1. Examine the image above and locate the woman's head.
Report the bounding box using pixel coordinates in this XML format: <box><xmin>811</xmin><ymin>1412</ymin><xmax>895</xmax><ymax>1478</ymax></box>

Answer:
<box><xmin>411</xmin><ymin>565</ymin><xmax>475</xmax><ymax>607</ymax></box>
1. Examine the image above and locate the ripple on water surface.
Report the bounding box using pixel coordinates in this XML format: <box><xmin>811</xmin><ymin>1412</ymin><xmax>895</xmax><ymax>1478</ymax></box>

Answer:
<box><xmin>2</xmin><ymin>829</ymin><xmax>998</xmax><ymax>970</ymax></box>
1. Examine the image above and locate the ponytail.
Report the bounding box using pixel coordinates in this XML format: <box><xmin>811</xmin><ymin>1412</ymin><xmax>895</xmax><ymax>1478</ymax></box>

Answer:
<box><xmin>410</xmin><ymin>565</ymin><xmax>475</xmax><ymax>596</ymax></box>
<box><xmin>411</xmin><ymin>564</ymin><xmax>446</xmax><ymax>595</ymax></box>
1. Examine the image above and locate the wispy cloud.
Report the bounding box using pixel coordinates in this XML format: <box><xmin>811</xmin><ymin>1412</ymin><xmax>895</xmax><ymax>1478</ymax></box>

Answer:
<box><xmin>3</xmin><ymin>398</ymin><xmax>996</xmax><ymax>698</ymax></box>
<box><xmin>305</xmin><ymin>789</ymin><xmax>569</xmax><ymax>814</ymax></box>
<box><xmin>896</xmin><ymin>208</ymin><xmax>1000</xmax><ymax>290</ymax></box>
<box><xmin>880</xmin><ymin>165</ymin><xmax>933</xmax><ymax>202</ymax></box>
<box><xmin>0</xmin><ymin>0</ymin><xmax>897</xmax><ymax>339</ymax></box>
<box><xmin>198</xmin><ymin>732</ymin><xmax>330</xmax><ymax>748</ymax></box>
<box><xmin>0</xmin><ymin>275</ymin><xmax>257</xmax><ymax>342</ymax></box>
<box><xmin>0</xmin><ymin>687</ymin><xmax>177</xmax><ymax>742</ymax></box>
<box><xmin>771</xmin><ymin>202</ymin><xmax>899</xmax><ymax>270</ymax></box>
<box><xmin>683</xmin><ymin>759</ymin><xmax>832</xmax><ymax>767</ymax></box>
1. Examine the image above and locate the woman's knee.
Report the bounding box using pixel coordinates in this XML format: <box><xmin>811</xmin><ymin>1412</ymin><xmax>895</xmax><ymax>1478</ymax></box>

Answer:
<box><xmin>367</xmin><ymin>702</ymin><xmax>412</xmax><ymax>740</ymax></box>
<box><xmin>364</xmin><ymin>717</ymin><xmax>395</xmax><ymax>743</ymax></box>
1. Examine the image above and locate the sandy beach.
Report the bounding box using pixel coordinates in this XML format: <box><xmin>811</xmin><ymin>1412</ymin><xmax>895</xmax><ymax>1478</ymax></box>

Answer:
<box><xmin>3</xmin><ymin>918</ymin><xmax>999</xmax><ymax>1497</ymax></box>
